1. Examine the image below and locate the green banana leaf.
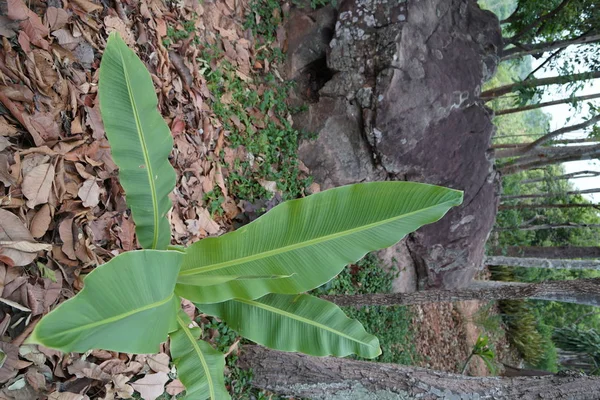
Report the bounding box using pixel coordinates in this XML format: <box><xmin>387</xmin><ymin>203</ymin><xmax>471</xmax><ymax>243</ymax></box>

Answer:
<box><xmin>29</xmin><ymin>250</ymin><xmax>182</xmax><ymax>353</ymax></box>
<box><xmin>176</xmin><ymin>182</ymin><xmax>462</xmax><ymax>303</ymax></box>
<box><xmin>198</xmin><ymin>293</ymin><xmax>381</xmax><ymax>358</ymax></box>
<box><xmin>99</xmin><ymin>32</ymin><xmax>175</xmax><ymax>250</ymax></box>
<box><xmin>171</xmin><ymin>311</ymin><xmax>230</xmax><ymax>400</ymax></box>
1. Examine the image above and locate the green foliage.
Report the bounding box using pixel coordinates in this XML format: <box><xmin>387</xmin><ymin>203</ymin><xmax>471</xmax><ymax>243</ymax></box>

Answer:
<box><xmin>32</xmin><ymin>32</ymin><xmax>463</xmax><ymax>400</ymax></box>
<box><xmin>468</xmin><ymin>335</ymin><xmax>497</xmax><ymax>374</ymax></box>
<box><xmin>244</xmin><ymin>0</ymin><xmax>283</xmax><ymax>43</ymax></box>
<box><xmin>490</xmin><ymin>267</ymin><xmax>559</xmax><ymax>371</ymax></box>
<box><xmin>292</xmin><ymin>0</ymin><xmax>337</xmax><ymax>9</ymax></box>
<box><xmin>314</xmin><ymin>254</ymin><xmax>418</xmax><ymax>365</ymax></box>
<box><xmin>198</xmin><ymin>294</ymin><xmax>381</xmax><ymax>358</ymax></box>
<box><xmin>199</xmin><ymin>45</ymin><xmax>309</xmax><ymax>202</ymax></box>
<box><xmin>29</xmin><ymin>250</ymin><xmax>182</xmax><ymax>353</ymax></box>
<box><xmin>98</xmin><ymin>33</ymin><xmax>176</xmax><ymax>250</ymax></box>
<box><xmin>176</xmin><ymin>181</ymin><xmax>463</xmax><ymax>303</ymax></box>
<box><xmin>553</xmin><ymin>326</ymin><xmax>600</xmax><ymax>374</ymax></box>
<box><xmin>171</xmin><ymin>312</ymin><xmax>230</xmax><ymax>400</ymax></box>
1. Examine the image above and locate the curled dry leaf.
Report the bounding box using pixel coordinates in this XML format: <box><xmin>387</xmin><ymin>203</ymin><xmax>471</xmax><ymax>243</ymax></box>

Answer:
<box><xmin>130</xmin><ymin>372</ymin><xmax>169</xmax><ymax>400</ymax></box>
<box><xmin>78</xmin><ymin>179</ymin><xmax>101</xmax><ymax>208</ymax></box>
<box><xmin>30</xmin><ymin>204</ymin><xmax>52</xmax><ymax>239</ymax></box>
<box><xmin>0</xmin><ymin>209</ymin><xmax>47</xmax><ymax>266</ymax></box>
<box><xmin>22</xmin><ymin>163</ymin><xmax>55</xmax><ymax>209</ymax></box>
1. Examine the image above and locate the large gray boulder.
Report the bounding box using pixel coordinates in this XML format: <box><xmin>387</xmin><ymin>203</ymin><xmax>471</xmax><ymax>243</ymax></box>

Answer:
<box><xmin>287</xmin><ymin>0</ymin><xmax>502</xmax><ymax>289</ymax></box>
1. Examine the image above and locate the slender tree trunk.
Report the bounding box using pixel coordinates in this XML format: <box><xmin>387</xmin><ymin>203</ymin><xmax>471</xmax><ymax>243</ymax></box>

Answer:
<box><xmin>495</xmin><ymin>93</ymin><xmax>600</xmax><ymax>116</ymax></box>
<box><xmin>499</xmin><ymin>144</ymin><xmax>600</xmax><ymax>175</ymax></box>
<box><xmin>494</xmin><ymin>223</ymin><xmax>600</xmax><ymax>231</ymax></box>
<box><xmin>502</xmin><ymin>33</ymin><xmax>600</xmax><ymax>60</ymax></box>
<box><xmin>487</xmin><ymin>246</ymin><xmax>600</xmax><ymax>259</ymax></box>
<box><xmin>494</xmin><ymin>133</ymin><xmax>544</xmax><ymax>139</ymax></box>
<box><xmin>499</xmin><ymin>203</ymin><xmax>600</xmax><ymax>211</ymax></box>
<box><xmin>494</xmin><ymin>114</ymin><xmax>600</xmax><ymax>158</ymax></box>
<box><xmin>501</xmin><ymin>188</ymin><xmax>600</xmax><ymax>200</ymax></box>
<box><xmin>519</xmin><ymin>170</ymin><xmax>600</xmax><ymax>184</ymax></box>
<box><xmin>494</xmin><ymin>137</ymin><xmax>600</xmax><ymax>149</ymax></box>
<box><xmin>239</xmin><ymin>346</ymin><xmax>600</xmax><ymax>400</ymax></box>
<box><xmin>480</xmin><ymin>70</ymin><xmax>600</xmax><ymax>101</ymax></box>
<box><xmin>484</xmin><ymin>256</ymin><xmax>600</xmax><ymax>270</ymax></box>
<box><xmin>321</xmin><ymin>278</ymin><xmax>600</xmax><ymax>307</ymax></box>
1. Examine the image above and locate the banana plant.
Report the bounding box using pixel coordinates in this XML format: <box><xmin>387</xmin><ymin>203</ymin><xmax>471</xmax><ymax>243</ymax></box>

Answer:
<box><xmin>28</xmin><ymin>33</ymin><xmax>464</xmax><ymax>399</ymax></box>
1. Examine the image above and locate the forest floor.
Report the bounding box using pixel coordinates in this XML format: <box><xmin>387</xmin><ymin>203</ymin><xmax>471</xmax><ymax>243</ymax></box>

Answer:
<box><xmin>0</xmin><ymin>0</ymin><xmax>520</xmax><ymax>398</ymax></box>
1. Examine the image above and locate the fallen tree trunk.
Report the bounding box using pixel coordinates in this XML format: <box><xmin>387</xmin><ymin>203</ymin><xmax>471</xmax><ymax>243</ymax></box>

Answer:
<box><xmin>487</xmin><ymin>246</ymin><xmax>600</xmax><ymax>259</ymax></box>
<box><xmin>239</xmin><ymin>346</ymin><xmax>600</xmax><ymax>399</ymax></box>
<box><xmin>484</xmin><ymin>256</ymin><xmax>600</xmax><ymax>270</ymax></box>
<box><xmin>321</xmin><ymin>278</ymin><xmax>600</xmax><ymax>307</ymax></box>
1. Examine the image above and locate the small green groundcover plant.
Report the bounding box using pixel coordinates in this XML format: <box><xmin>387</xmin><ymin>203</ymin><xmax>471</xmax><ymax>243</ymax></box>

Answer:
<box><xmin>28</xmin><ymin>33</ymin><xmax>463</xmax><ymax>399</ymax></box>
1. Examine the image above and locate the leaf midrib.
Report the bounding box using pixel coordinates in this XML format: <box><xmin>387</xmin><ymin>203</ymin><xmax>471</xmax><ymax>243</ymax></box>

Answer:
<box><xmin>177</xmin><ymin>315</ymin><xmax>216</xmax><ymax>399</ymax></box>
<box><xmin>234</xmin><ymin>296</ymin><xmax>377</xmax><ymax>352</ymax></box>
<box><xmin>179</xmin><ymin>198</ymin><xmax>459</xmax><ymax>276</ymax></box>
<box><xmin>43</xmin><ymin>293</ymin><xmax>175</xmax><ymax>339</ymax></box>
<box><xmin>118</xmin><ymin>44</ymin><xmax>160</xmax><ymax>249</ymax></box>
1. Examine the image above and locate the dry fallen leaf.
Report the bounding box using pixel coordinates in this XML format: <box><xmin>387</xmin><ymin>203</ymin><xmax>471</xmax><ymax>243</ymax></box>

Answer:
<box><xmin>45</xmin><ymin>7</ymin><xmax>69</xmax><ymax>31</ymax></box>
<box><xmin>165</xmin><ymin>379</ymin><xmax>185</xmax><ymax>396</ymax></box>
<box><xmin>112</xmin><ymin>374</ymin><xmax>134</xmax><ymax>399</ymax></box>
<box><xmin>71</xmin><ymin>0</ymin><xmax>103</xmax><ymax>13</ymax></box>
<box><xmin>22</xmin><ymin>162</ymin><xmax>55</xmax><ymax>209</ymax></box>
<box><xmin>67</xmin><ymin>359</ymin><xmax>111</xmax><ymax>381</ymax></box>
<box><xmin>130</xmin><ymin>372</ymin><xmax>169</xmax><ymax>400</ymax></box>
<box><xmin>30</xmin><ymin>204</ymin><xmax>52</xmax><ymax>239</ymax></box>
<box><xmin>59</xmin><ymin>217</ymin><xmax>76</xmax><ymax>261</ymax></box>
<box><xmin>78</xmin><ymin>179</ymin><xmax>101</xmax><ymax>208</ymax></box>
<box><xmin>0</xmin><ymin>209</ymin><xmax>46</xmax><ymax>266</ymax></box>
<box><xmin>48</xmin><ymin>392</ymin><xmax>91</xmax><ymax>400</ymax></box>
<box><xmin>104</xmin><ymin>16</ymin><xmax>135</xmax><ymax>46</ymax></box>
<box><xmin>7</xmin><ymin>0</ymin><xmax>50</xmax><ymax>50</ymax></box>
<box><xmin>146</xmin><ymin>353</ymin><xmax>170</xmax><ymax>373</ymax></box>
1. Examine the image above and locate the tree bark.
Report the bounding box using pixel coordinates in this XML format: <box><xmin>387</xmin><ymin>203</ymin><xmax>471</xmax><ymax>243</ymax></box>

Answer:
<box><xmin>321</xmin><ymin>278</ymin><xmax>600</xmax><ymax>307</ymax></box>
<box><xmin>502</xmin><ymin>33</ymin><xmax>600</xmax><ymax>60</ymax></box>
<box><xmin>494</xmin><ymin>114</ymin><xmax>600</xmax><ymax>158</ymax></box>
<box><xmin>501</xmin><ymin>188</ymin><xmax>600</xmax><ymax>200</ymax></box>
<box><xmin>519</xmin><ymin>170</ymin><xmax>600</xmax><ymax>184</ymax></box>
<box><xmin>495</xmin><ymin>93</ymin><xmax>600</xmax><ymax>116</ymax></box>
<box><xmin>480</xmin><ymin>70</ymin><xmax>600</xmax><ymax>101</ymax></box>
<box><xmin>499</xmin><ymin>144</ymin><xmax>600</xmax><ymax>175</ymax></box>
<box><xmin>484</xmin><ymin>256</ymin><xmax>600</xmax><ymax>270</ymax></box>
<box><xmin>488</xmin><ymin>246</ymin><xmax>600</xmax><ymax>259</ymax></box>
<box><xmin>239</xmin><ymin>345</ymin><xmax>600</xmax><ymax>400</ymax></box>
<box><xmin>494</xmin><ymin>223</ymin><xmax>600</xmax><ymax>231</ymax></box>
<box><xmin>499</xmin><ymin>203</ymin><xmax>600</xmax><ymax>211</ymax></box>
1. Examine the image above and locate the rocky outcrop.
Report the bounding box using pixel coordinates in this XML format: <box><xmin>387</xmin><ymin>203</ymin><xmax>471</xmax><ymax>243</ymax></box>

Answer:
<box><xmin>286</xmin><ymin>0</ymin><xmax>502</xmax><ymax>289</ymax></box>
